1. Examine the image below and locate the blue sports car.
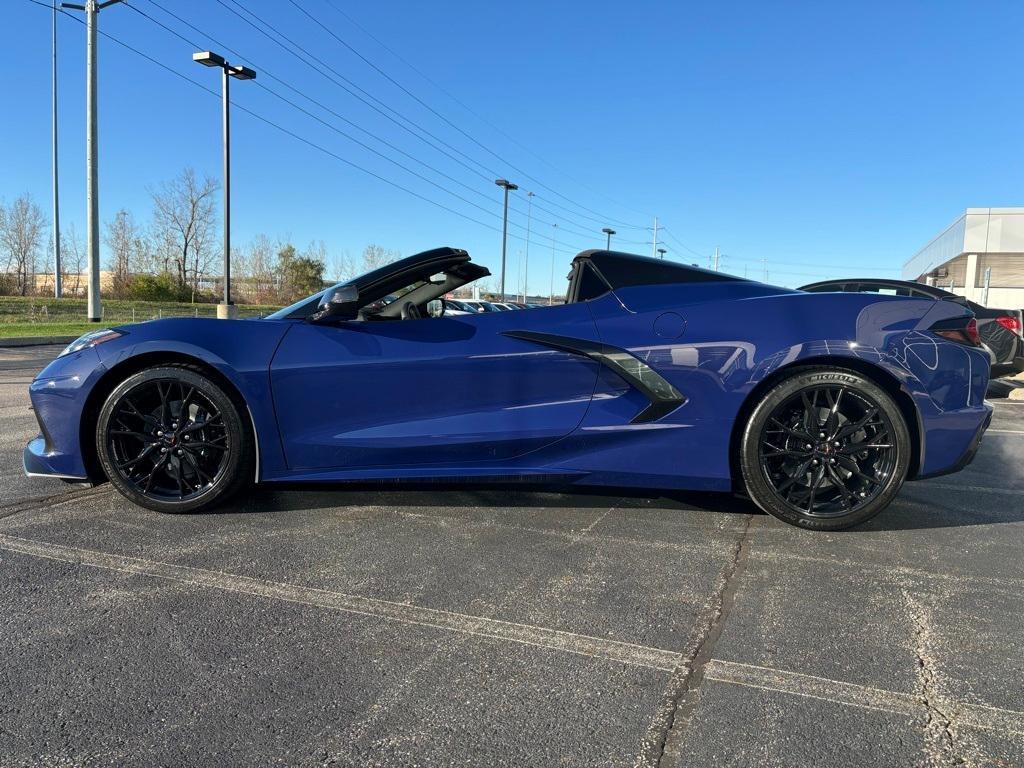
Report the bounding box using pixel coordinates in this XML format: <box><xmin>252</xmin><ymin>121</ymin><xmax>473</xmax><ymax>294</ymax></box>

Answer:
<box><xmin>24</xmin><ymin>248</ymin><xmax>992</xmax><ymax>530</ymax></box>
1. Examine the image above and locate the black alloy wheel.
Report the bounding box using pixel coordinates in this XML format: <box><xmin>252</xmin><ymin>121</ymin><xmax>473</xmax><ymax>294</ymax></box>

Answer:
<box><xmin>740</xmin><ymin>368</ymin><xmax>910</xmax><ymax>530</ymax></box>
<box><xmin>96</xmin><ymin>366</ymin><xmax>253</xmax><ymax>513</ymax></box>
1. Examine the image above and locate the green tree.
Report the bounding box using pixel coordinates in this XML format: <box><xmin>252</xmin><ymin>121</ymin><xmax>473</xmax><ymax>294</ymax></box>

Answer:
<box><xmin>277</xmin><ymin>243</ymin><xmax>324</xmax><ymax>303</ymax></box>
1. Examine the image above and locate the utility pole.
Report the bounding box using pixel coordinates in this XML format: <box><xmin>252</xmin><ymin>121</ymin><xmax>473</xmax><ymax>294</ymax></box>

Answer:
<box><xmin>712</xmin><ymin>246</ymin><xmax>720</xmax><ymax>272</ymax></box>
<box><xmin>494</xmin><ymin>179</ymin><xmax>518</xmax><ymax>302</ymax></box>
<box><xmin>193</xmin><ymin>51</ymin><xmax>256</xmax><ymax>318</ymax></box>
<box><xmin>762</xmin><ymin>256</ymin><xmax>768</xmax><ymax>282</ymax></box>
<box><xmin>51</xmin><ymin>0</ymin><xmax>62</xmax><ymax>298</ymax></box>
<box><xmin>62</xmin><ymin>0</ymin><xmax>123</xmax><ymax>319</ymax></box>
<box><xmin>651</xmin><ymin>217</ymin><xmax>659</xmax><ymax>259</ymax></box>
<box><xmin>549</xmin><ymin>223</ymin><xmax>558</xmax><ymax>306</ymax></box>
<box><xmin>657</xmin><ymin>248</ymin><xmax>667</xmax><ymax>259</ymax></box>
<box><xmin>602</xmin><ymin>227</ymin><xmax>615</xmax><ymax>250</ymax></box>
<box><xmin>523</xmin><ymin>191</ymin><xmax>534</xmax><ymax>303</ymax></box>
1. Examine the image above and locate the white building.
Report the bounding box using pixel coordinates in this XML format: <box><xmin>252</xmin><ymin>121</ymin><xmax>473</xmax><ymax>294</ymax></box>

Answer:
<box><xmin>903</xmin><ymin>207</ymin><xmax>1024</xmax><ymax>308</ymax></box>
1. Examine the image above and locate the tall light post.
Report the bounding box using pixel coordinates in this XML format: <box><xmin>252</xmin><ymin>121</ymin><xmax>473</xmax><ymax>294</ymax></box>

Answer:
<box><xmin>657</xmin><ymin>247</ymin><xmax>667</xmax><ymax>259</ymax></box>
<box><xmin>602</xmin><ymin>227</ymin><xmax>615</xmax><ymax>251</ymax></box>
<box><xmin>62</xmin><ymin>0</ymin><xmax>124</xmax><ymax>318</ymax></box>
<box><xmin>193</xmin><ymin>51</ymin><xmax>256</xmax><ymax>319</ymax></box>
<box><xmin>51</xmin><ymin>0</ymin><xmax>62</xmax><ymax>298</ymax></box>
<box><xmin>549</xmin><ymin>223</ymin><xmax>558</xmax><ymax>306</ymax></box>
<box><xmin>523</xmin><ymin>191</ymin><xmax>534</xmax><ymax>302</ymax></box>
<box><xmin>494</xmin><ymin>179</ymin><xmax>518</xmax><ymax>302</ymax></box>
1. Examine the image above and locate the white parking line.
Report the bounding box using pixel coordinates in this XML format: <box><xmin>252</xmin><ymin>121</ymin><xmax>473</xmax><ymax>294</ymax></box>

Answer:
<box><xmin>910</xmin><ymin>483</ymin><xmax>1024</xmax><ymax>497</ymax></box>
<box><xmin>704</xmin><ymin>659</ymin><xmax>1024</xmax><ymax>734</ymax></box>
<box><xmin>987</xmin><ymin>428</ymin><xmax>1024</xmax><ymax>435</ymax></box>
<box><xmin>0</xmin><ymin>532</ymin><xmax>681</xmax><ymax>672</ymax></box>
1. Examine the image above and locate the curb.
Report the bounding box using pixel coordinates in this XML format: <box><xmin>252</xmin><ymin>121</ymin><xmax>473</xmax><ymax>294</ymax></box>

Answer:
<box><xmin>0</xmin><ymin>336</ymin><xmax>77</xmax><ymax>349</ymax></box>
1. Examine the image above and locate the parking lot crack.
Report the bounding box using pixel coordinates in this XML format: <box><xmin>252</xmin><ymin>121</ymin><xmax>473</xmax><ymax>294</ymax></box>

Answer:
<box><xmin>634</xmin><ymin>513</ymin><xmax>755</xmax><ymax>768</ymax></box>
<box><xmin>903</xmin><ymin>590</ymin><xmax>964</xmax><ymax>767</ymax></box>
<box><xmin>0</xmin><ymin>485</ymin><xmax>109</xmax><ymax>522</ymax></box>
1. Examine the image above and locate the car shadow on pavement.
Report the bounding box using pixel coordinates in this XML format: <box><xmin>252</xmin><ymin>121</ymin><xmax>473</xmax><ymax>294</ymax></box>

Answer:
<box><xmin>227</xmin><ymin>480</ymin><xmax>1023</xmax><ymax>533</ymax></box>
<box><xmin>231</xmin><ymin>482</ymin><xmax>756</xmax><ymax>519</ymax></box>
<box><xmin>860</xmin><ymin>492</ymin><xmax>1024</xmax><ymax>531</ymax></box>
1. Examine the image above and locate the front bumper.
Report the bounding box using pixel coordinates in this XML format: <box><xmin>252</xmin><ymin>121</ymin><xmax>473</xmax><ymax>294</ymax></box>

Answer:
<box><xmin>22</xmin><ymin>347</ymin><xmax>106</xmax><ymax>482</ymax></box>
<box><xmin>23</xmin><ymin>436</ymin><xmax>89</xmax><ymax>480</ymax></box>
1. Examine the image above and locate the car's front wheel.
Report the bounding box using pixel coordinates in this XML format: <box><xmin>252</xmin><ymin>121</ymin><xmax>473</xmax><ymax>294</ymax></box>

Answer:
<box><xmin>96</xmin><ymin>365</ymin><xmax>253</xmax><ymax>513</ymax></box>
<box><xmin>739</xmin><ymin>368</ymin><xmax>911</xmax><ymax>530</ymax></box>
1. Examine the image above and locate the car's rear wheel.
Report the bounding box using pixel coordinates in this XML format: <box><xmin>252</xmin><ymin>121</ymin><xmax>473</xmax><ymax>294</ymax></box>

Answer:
<box><xmin>739</xmin><ymin>368</ymin><xmax>910</xmax><ymax>530</ymax></box>
<box><xmin>96</xmin><ymin>365</ymin><xmax>253</xmax><ymax>513</ymax></box>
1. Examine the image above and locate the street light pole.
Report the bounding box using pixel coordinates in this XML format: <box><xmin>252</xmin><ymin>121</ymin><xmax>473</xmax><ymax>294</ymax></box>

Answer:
<box><xmin>523</xmin><ymin>191</ymin><xmax>534</xmax><ymax>303</ymax></box>
<box><xmin>193</xmin><ymin>51</ymin><xmax>256</xmax><ymax>318</ymax></box>
<box><xmin>61</xmin><ymin>0</ymin><xmax>123</xmax><ymax>318</ymax></box>
<box><xmin>602</xmin><ymin>227</ymin><xmax>616</xmax><ymax>251</ymax></box>
<box><xmin>657</xmin><ymin>248</ymin><xmax>667</xmax><ymax>259</ymax></box>
<box><xmin>549</xmin><ymin>223</ymin><xmax>558</xmax><ymax>306</ymax></box>
<box><xmin>222</xmin><ymin>64</ymin><xmax>230</xmax><ymax>311</ymax></box>
<box><xmin>494</xmin><ymin>179</ymin><xmax>518</xmax><ymax>303</ymax></box>
<box><xmin>52</xmin><ymin>0</ymin><xmax>62</xmax><ymax>298</ymax></box>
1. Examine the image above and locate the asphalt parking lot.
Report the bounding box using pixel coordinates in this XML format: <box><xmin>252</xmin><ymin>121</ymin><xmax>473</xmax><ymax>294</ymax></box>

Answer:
<box><xmin>1</xmin><ymin>345</ymin><xmax>1023</xmax><ymax>767</ymax></box>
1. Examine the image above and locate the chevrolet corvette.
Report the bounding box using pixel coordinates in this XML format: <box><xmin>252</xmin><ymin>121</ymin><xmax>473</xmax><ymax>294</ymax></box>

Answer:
<box><xmin>24</xmin><ymin>248</ymin><xmax>992</xmax><ymax>530</ymax></box>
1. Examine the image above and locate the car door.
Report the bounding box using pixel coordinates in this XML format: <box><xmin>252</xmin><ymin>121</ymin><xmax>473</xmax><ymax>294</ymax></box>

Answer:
<box><xmin>269</xmin><ymin>303</ymin><xmax>601</xmax><ymax>470</ymax></box>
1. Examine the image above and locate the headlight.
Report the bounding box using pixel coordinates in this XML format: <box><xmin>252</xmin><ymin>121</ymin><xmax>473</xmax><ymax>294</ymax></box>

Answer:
<box><xmin>58</xmin><ymin>329</ymin><xmax>124</xmax><ymax>358</ymax></box>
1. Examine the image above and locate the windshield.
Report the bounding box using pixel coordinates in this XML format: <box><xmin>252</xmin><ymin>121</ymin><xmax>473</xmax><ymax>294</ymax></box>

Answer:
<box><xmin>265</xmin><ymin>285</ymin><xmax>336</xmax><ymax>320</ymax></box>
<box><xmin>265</xmin><ymin>247</ymin><xmax>489</xmax><ymax>321</ymax></box>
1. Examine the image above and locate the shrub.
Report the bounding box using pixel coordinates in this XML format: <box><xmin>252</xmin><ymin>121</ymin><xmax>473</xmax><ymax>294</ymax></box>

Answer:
<box><xmin>126</xmin><ymin>273</ymin><xmax>194</xmax><ymax>302</ymax></box>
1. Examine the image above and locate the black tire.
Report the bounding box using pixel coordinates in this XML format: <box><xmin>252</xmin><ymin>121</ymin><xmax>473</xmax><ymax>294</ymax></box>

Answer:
<box><xmin>739</xmin><ymin>368</ymin><xmax>911</xmax><ymax>530</ymax></box>
<box><xmin>96</xmin><ymin>365</ymin><xmax>254</xmax><ymax>513</ymax></box>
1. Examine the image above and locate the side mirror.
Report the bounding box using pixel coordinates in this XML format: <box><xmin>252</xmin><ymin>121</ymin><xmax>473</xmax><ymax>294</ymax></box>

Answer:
<box><xmin>427</xmin><ymin>299</ymin><xmax>445</xmax><ymax>318</ymax></box>
<box><xmin>313</xmin><ymin>285</ymin><xmax>360</xmax><ymax>322</ymax></box>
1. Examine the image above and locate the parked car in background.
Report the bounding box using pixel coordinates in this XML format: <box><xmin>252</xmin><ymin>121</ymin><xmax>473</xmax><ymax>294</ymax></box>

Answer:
<box><xmin>458</xmin><ymin>299</ymin><xmax>494</xmax><ymax>313</ymax></box>
<box><xmin>800</xmin><ymin>278</ymin><xmax>1024</xmax><ymax>378</ymax></box>
<box><xmin>442</xmin><ymin>298</ymin><xmax>477</xmax><ymax>314</ymax></box>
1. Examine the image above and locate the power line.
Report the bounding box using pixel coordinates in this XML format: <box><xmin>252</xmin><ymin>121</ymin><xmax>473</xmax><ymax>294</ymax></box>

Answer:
<box><xmin>319</xmin><ymin>0</ymin><xmax>653</xmax><ymax>222</ymax></box>
<box><xmin>659</xmin><ymin>227</ymin><xmax>709</xmax><ymax>259</ymax></box>
<box><xmin>658</xmin><ymin>225</ymin><xmax>901</xmax><ymax>273</ymax></box>
<box><xmin>125</xmin><ymin>2</ymin><xmax>513</xmax><ymax>229</ymax></box>
<box><xmin>285</xmin><ymin>0</ymin><xmax>650</xmax><ymax>230</ymax></box>
<box><xmin>32</xmin><ymin>1</ymin><xmax>583</xmax><ymax>260</ymax></box>
<box><xmin>213</xmin><ymin>0</ymin><xmax>497</xmax><ymax>183</ymax></box>
<box><xmin>208</xmin><ymin>0</ymin><xmax>624</xmax><ymax>240</ymax></box>
<box><xmin>131</xmin><ymin>0</ymin><xmax>605</xmax><ymax>252</ymax></box>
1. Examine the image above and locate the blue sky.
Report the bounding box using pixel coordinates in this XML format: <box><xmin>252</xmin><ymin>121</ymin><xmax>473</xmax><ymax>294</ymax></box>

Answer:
<box><xmin>3</xmin><ymin>0</ymin><xmax>1023</xmax><ymax>293</ymax></box>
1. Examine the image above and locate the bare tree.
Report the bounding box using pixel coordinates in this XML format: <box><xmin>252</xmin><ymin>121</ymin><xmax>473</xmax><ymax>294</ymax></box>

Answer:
<box><xmin>61</xmin><ymin>223</ymin><xmax>85</xmax><ymax>297</ymax></box>
<box><xmin>105</xmin><ymin>208</ymin><xmax>140</xmax><ymax>297</ymax></box>
<box><xmin>38</xmin><ymin>232</ymin><xmax>55</xmax><ymax>296</ymax></box>
<box><xmin>244</xmin><ymin>234</ymin><xmax>278</xmax><ymax>303</ymax></box>
<box><xmin>149</xmin><ymin>168</ymin><xmax>219</xmax><ymax>298</ymax></box>
<box><xmin>0</xmin><ymin>195</ymin><xmax>47</xmax><ymax>296</ymax></box>
<box><xmin>327</xmin><ymin>248</ymin><xmax>356</xmax><ymax>283</ymax></box>
<box><xmin>362</xmin><ymin>243</ymin><xmax>399</xmax><ymax>272</ymax></box>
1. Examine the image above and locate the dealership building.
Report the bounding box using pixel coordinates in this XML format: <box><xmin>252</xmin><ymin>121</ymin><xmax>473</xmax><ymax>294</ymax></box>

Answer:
<box><xmin>903</xmin><ymin>207</ymin><xmax>1024</xmax><ymax>308</ymax></box>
